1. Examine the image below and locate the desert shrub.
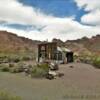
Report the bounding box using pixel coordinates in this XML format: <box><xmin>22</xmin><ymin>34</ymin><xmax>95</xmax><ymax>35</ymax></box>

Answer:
<box><xmin>27</xmin><ymin>64</ymin><xmax>33</xmax><ymax>68</ymax></box>
<box><xmin>78</xmin><ymin>55</ymin><xmax>93</xmax><ymax>64</ymax></box>
<box><xmin>0</xmin><ymin>91</ymin><xmax>21</xmax><ymax>100</ymax></box>
<box><xmin>9</xmin><ymin>63</ymin><xmax>15</xmax><ymax>68</ymax></box>
<box><xmin>0</xmin><ymin>63</ymin><xmax>24</xmax><ymax>73</ymax></box>
<box><xmin>37</xmin><ymin>63</ymin><xmax>49</xmax><ymax>71</ymax></box>
<box><xmin>31</xmin><ymin>63</ymin><xmax>49</xmax><ymax>78</ymax></box>
<box><xmin>10</xmin><ymin>67</ymin><xmax>19</xmax><ymax>73</ymax></box>
<box><xmin>21</xmin><ymin>56</ymin><xmax>31</xmax><ymax>61</ymax></box>
<box><xmin>8</xmin><ymin>56</ymin><xmax>20</xmax><ymax>63</ymax></box>
<box><xmin>0</xmin><ymin>56</ymin><xmax>8</xmax><ymax>63</ymax></box>
<box><xmin>10</xmin><ymin>62</ymin><xmax>24</xmax><ymax>73</ymax></box>
<box><xmin>93</xmin><ymin>57</ymin><xmax>100</xmax><ymax>68</ymax></box>
<box><xmin>1</xmin><ymin>66</ymin><xmax>9</xmax><ymax>72</ymax></box>
<box><xmin>31</xmin><ymin>67</ymin><xmax>48</xmax><ymax>78</ymax></box>
<box><xmin>0</xmin><ymin>64</ymin><xmax>10</xmax><ymax>72</ymax></box>
<box><xmin>13</xmin><ymin>58</ymin><xmax>20</xmax><ymax>63</ymax></box>
<box><xmin>0</xmin><ymin>64</ymin><xmax>3</xmax><ymax>68</ymax></box>
<box><xmin>74</xmin><ymin>54</ymin><xmax>79</xmax><ymax>60</ymax></box>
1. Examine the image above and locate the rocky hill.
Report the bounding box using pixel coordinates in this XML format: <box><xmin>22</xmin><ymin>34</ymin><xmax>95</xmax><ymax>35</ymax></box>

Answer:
<box><xmin>0</xmin><ymin>31</ymin><xmax>100</xmax><ymax>56</ymax></box>
<box><xmin>52</xmin><ymin>35</ymin><xmax>100</xmax><ymax>56</ymax></box>
<box><xmin>0</xmin><ymin>31</ymin><xmax>40</xmax><ymax>54</ymax></box>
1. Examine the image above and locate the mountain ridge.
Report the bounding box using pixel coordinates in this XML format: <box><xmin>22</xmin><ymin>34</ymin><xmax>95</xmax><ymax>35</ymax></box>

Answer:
<box><xmin>0</xmin><ymin>31</ymin><xmax>40</xmax><ymax>53</ymax></box>
<box><xmin>0</xmin><ymin>31</ymin><xmax>100</xmax><ymax>56</ymax></box>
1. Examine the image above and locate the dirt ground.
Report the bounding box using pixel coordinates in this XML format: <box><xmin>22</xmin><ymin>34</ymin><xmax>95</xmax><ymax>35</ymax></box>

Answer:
<box><xmin>0</xmin><ymin>63</ymin><xmax>100</xmax><ymax>100</ymax></box>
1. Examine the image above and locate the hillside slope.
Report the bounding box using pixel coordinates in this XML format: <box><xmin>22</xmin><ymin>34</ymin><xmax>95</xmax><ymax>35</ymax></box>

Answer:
<box><xmin>67</xmin><ymin>36</ymin><xmax>100</xmax><ymax>55</ymax></box>
<box><xmin>0</xmin><ymin>31</ymin><xmax>100</xmax><ymax>56</ymax></box>
<box><xmin>53</xmin><ymin>35</ymin><xmax>100</xmax><ymax>55</ymax></box>
<box><xmin>0</xmin><ymin>31</ymin><xmax>40</xmax><ymax>54</ymax></box>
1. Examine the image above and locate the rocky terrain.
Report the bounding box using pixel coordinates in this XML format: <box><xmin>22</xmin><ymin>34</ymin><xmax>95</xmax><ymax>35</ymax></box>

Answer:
<box><xmin>53</xmin><ymin>35</ymin><xmax>100</xmax><ymax>56</ymax></box>
<box><xmin>0</xmin><ymin>31</ymin><xmax>40</xmax><ymax>54</ymax></box>
<box><xmin>0</xmin><ymin>31</ymin><xmax>100</xmax><ymax>56</ymax></box>
<box><xmin>0</xmin><ymin>31</ymin><xmax>100</xmax><ymax>100</ymax></box>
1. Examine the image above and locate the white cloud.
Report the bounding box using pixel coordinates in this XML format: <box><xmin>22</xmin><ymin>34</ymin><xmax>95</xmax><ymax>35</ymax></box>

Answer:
<box><xmin>0</xmin><ymin>0</ymin><xmax>34</xmax><ymax>25</ymax></box>
<box><xmin>81</xmin><ymin>9</ymin><xmax>100</xmax><ymax>26</ymax></box>
<box><xmin>75</xmin><ymin>0</ymin><xmax>100</xmax><ymax>26</ymax></box>
<box><xmin>0</xmin><ymin>22</ymin><xmax>99</xmax><ymax>41</ymax></box>
<box><xmin>0</xmin><ymin>0</ymin><xmax>100</xmax><ymax>41</ymax></box>
<box><xmin>74</xmin><ymin>0</ymin><xmax>100</xmax><ymax>11</ymax></box>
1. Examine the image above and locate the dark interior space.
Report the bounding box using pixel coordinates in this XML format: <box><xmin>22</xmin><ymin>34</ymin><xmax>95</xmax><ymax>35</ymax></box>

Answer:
<box><xmin>66</xmin><ymin>52</ymin><xmax>73</xmax><ymax>63</ymax></box>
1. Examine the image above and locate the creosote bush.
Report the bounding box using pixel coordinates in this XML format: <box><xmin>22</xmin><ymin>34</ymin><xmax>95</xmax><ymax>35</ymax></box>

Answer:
<box><xmin>0</xmin><ymin>62</ymin><xmax>25</xmax><ymax>73</ymax></box>
<box><xmin>93</xmin><ymin>57</ymin><xmax>100</xmax><ymax>68</ymax></box>
<box><xmin>10</xmin><ymin>62</ymin><xmax>25</xmax><ymax>73</ymax></box>
<box><xmin>8</xmin><ymin>56</ymin><xmax>20</xmax><ymax>63</ymax></box>
<box><xmin>0</xmin><ymin>64</ymin><xmax>10</xmax><ymax>72</ymax></box>
<box><xmin>21</xmin><ymin>56</ymin><xmax>31</xmax><ymax>61</ymax></box>
<box><xmin>31</xmin><ymin>63</ymin><xmax>49</xmax><ymax>78</ymax></box>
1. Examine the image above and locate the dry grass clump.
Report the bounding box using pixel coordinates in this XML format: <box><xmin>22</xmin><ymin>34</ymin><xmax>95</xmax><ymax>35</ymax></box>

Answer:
<box><xmin>0</xmin><ymin>90</ymin><xmax>22</xmax><ymax>100</ymax></box>
<box><xmin>31</xmin><ymin>63</ymin><xmax>49</xmax><ymax>78</ymax></box>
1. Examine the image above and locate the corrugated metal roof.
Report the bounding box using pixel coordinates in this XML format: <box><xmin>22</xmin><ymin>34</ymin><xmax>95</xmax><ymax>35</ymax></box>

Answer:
<box><xmin>57</xmin><ymin>47</ymin><xmax>62</xmax><ymax>52</ymax></box>
<box><xmin>57</xmin><ymin>46</ymin><xmax>71</xmax><ymax>52</ymax></box>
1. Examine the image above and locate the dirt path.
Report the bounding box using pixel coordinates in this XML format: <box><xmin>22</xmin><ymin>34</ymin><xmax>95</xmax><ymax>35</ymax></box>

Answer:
<box><xmin>0</xmin><ymin>63</ymin><xmax>100</xmax><ymax>100</ymax></box>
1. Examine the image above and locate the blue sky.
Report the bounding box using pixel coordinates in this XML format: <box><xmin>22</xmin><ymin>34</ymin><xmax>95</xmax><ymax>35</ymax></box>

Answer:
<box><xmin>19</xmin><ymin>0</ymin><xmax>87</xmax><ymax>22</ymax></box>
<box><xmin>4</xmin><ymin>0</ymin><xmax>87</xmax><ymax>30</ymax></box>
<box><xmin>0</xmin><ymin>0</ymin><xmax>100</xmax><ymax>41</ymax></box>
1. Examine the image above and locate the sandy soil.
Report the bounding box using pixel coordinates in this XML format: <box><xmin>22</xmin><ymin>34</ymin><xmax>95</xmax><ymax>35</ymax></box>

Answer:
<box><xmin>0</xmin><ymin>63</ymin><xmax>100</xmax><ymax>100</ymax></box>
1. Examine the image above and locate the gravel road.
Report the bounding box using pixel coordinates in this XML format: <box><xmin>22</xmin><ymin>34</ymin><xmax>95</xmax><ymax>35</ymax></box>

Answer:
<box><xmin>0</xmin><ymin>63</ymin><xmax>100</xmax><ymax>100</ymax></box>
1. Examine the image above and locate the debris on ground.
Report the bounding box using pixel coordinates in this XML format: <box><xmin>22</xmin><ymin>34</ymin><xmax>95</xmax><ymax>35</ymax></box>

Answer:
<box><xmin>69</xmin><ymin>65</ymin><xmax>74</xmax><ymax>68</ymax></box>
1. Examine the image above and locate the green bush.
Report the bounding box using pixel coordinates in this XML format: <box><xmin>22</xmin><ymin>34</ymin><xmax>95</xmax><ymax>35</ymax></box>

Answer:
<box><xmin>0</xmin><ymin>91</ymin><xmax>21</xmax><ymax>100</ymax></box>
<box><xmin>31</xmin><ymin>67</ymin><xmax>47</xmax><ymax>78</ymax></box>
<box><xmin>37</xmin><ymin>63</ymin><xmax>49</xmax><ymax>71</ymax></box>
<box><xmin>93</xmin><ymin>57</ymin><xmax>100</xmax><ymax>68</ymax></box>
<box><xmin>0</xmin><ymin>56</ymin><xmax>9</xmax><ymax>63</ymax></box>
<box><xmin>1</xmin><ymin>66</ymin><xmax>10</xmax><ymax>72</ymax></box>
<box><xmin>10</xmin><ymin>63</ymin><xmax>24</xmax><ymax>73</ymax></box>
<box><xmin>21</xmin><ymin>56</ymin><xmax>31</xmax><ymax>61</ymax></box>
<box><xmin>31</xmin><ymin>63</ymin><xmax>49</xmax><ymax>78</ymax></box>
<box><xmin>8</xmin><ymin>56</ymin><xmax>20</xmax><ymax>63</ymax></box>
<box><xmin>9</xmin><ymin>63</ymin><xmax>15</xmax><ymax>68</ymax></box>
<box><xmin>13</xmin><ymin>58</ymin><xmax>20</xmax><ymax>63</ymax></box>
<box><xmin>0</xmin><ymin>64</ymin><xmax>10</xmax><ymax>72</ymax></box>
<box><xmin>10</xmin><ymin>67</ymin><xmax>19</xmax><ymax>73</ymax></box>
<box><xmin>0</xmin><ymin>62</ymin><xmax>26</xmax><ymax>73</ymax></box>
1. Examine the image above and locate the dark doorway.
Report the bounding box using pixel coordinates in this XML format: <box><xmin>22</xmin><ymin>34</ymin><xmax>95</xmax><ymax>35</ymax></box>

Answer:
<box><xmin>66</xmin><ymin>52</ymin><xmax>73</xmax><ymax>63</ymax></box>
